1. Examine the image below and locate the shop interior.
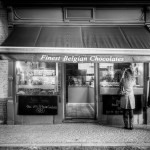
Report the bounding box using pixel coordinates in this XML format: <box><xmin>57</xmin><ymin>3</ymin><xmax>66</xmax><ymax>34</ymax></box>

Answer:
<box><xmin>16</xmin><ymin>61</ymin><xmax>59</xmax><ymax>96</ymax></box>
<box><xmin>65</xmin><ymin>63</ymin><xmax>95</xmax><ymax>119</ymax></box>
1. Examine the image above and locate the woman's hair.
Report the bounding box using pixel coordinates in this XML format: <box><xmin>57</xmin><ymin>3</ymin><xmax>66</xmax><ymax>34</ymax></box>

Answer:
<box><xmin>124</xmin><ymin>68</ymin><xmax>135</xmax><ymax>81</ymax></box>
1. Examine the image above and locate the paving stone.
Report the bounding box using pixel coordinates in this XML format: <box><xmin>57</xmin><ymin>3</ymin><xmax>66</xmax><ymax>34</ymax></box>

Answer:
<box><xmin>0</xmin><ymin>124</ymin><xmax>150</xmax><ymax>148</ymax></box>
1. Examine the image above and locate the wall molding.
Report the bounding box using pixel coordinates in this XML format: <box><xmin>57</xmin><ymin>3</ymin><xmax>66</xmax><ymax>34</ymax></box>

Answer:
<box><xmin>7</xmin><ymin>6</ymin><xmax>146</xmax><ymax>25</ymax></box>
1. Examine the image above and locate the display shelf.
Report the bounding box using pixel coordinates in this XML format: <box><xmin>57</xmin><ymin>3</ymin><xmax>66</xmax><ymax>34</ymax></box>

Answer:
<box><xmin>100</xmin><ymin>87</ymin><xmax>143</xmax><ymax>95</ymax></box>
<box><xmin>17</xmin><ymin>94</ymin><xmax>59</xmax><ymax>96</ymax></box>
<box><xmin>18</xmin><ymin>84</ymin><xmax>55</xmax><ymax>89</ymax></box>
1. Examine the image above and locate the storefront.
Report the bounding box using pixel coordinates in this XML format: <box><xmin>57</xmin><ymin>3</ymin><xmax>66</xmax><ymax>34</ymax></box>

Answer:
<box><xmin>0</xmin><ymin>25</ymin><xmax>150</xmax><ymax>125</ymax></box>
<box><xmin>1</xmin><ymin>3</ymin><xmax>150</xmax><ymax>125</ymax></box>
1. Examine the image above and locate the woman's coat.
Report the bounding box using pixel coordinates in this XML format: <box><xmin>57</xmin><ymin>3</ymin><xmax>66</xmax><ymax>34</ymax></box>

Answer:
<box><xmin>120</xmin><ymin>78</ymin><xmax>136</xmax><ymax>109</ymax></box>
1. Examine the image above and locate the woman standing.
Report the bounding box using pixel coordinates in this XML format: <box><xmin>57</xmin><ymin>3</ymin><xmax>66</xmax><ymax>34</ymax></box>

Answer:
<box><xmin>120</xmin><ymin>66</ymin><xmax>136</xmax><ymax>130</ymax></box>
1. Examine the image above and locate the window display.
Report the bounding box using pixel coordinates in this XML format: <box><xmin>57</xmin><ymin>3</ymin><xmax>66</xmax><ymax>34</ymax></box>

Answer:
<box><xmin>99</xmin><ymin>63</ymin><xmax>143</xmax><ymax>88</ymax></box>
<box><xmin>99</xmin><ymin>63</ymin><xmax>144</xmax><ymax>115</ymax></box>
<box><xmin>16</xmin><ymin>61</ymin><xmax>60</xmax><ymax>95</ymax></box>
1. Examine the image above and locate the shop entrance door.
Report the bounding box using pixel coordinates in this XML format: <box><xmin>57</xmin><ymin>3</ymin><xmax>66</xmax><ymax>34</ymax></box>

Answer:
<box><xmin>65</xmin><ymin>63</ymin><xmax>96</xmax><ymax>119</ymax></box>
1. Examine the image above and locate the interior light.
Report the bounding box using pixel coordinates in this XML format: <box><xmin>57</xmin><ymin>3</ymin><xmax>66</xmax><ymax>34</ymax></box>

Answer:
<box><xmin>39</xmin><ymin>62</ymin><xmax>46</xmax><ymax>69</ymax></box>
<box><xmin>16</xmin><ymin>61</ymin><xmax>21</xmax><ymax>69</ymax></box>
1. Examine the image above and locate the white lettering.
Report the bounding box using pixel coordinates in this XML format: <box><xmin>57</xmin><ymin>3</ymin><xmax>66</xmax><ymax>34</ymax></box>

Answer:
<box><xmin>63</xmin><ymin>56</ymin><xmax>87</xmax><ymax>62</ymax></box>
<box><xmin>41</xmin><ymin>55</ymin><xmax>124</xmax><ymax>62</ymax></box>
<box><xmin>40</xmin><ymin>55</ymin><xmax>60</xmax><ymax>61</ymax></box>
<box><xmin>90</xmin><ymin>56</ymin><xmax>95</xmax><ymax>61</ymax></box>
<box><xmin>41</xmin><ymin>55</ymin><xmax>47</xmax><ymax>60</ymax></box>
<box><xmin>90</xmin><ymin>56</ymin><xmax>124</xmax><ymax>62</ymax></box>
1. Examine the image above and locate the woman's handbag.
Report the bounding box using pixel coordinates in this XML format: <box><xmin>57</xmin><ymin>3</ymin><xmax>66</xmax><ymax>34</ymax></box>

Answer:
<box><xmin>118</xmin><ymin>85</ymin><xmax>126</xmax><ymax>95</ymax></box>
<box><xmin>118</xmin><ymin>69</ymin><xmax>127</xmax><ymax>95</ymax></box>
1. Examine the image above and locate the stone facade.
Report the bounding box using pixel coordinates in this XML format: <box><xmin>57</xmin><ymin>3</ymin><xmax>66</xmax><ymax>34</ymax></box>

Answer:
<box><xmin>0</xmin><ymin>60</ymin><xmax>8</xmax><ymax>98</ymax></box>
<box><xmin>0</xmin><ymin>1</ymin><xmax>9</xmax><ymax>124</ymax></box>
<box><xmin>0</xmin><ymin>60</ymin><xmax>8</xmax><ymax>124</ymax></box>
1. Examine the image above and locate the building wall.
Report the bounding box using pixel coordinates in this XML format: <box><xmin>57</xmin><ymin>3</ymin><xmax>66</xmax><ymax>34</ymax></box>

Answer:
<box><xmin>0</xmin><ymin>60</ymin><xmax>8</xmax><ymax>124</ymax></box>
<box><xmin>7</xmin><ymin>7</ymin><xmax>145</xmax><ymax>25</ymax></box>
<box><xmin>0</xmin><ymin>1</ymin><xmax>9</xmax><ymax>124</ymax></box>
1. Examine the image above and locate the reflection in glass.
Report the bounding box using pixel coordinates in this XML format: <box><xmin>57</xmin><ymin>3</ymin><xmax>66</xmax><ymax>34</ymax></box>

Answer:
<box><xmin>16</xmin><ymin>61</ymin><xmax>60</xmax><ymax>95</ymax></box>
<box><xmin>99</xmin><ymin>63</ymin><xmax>143</xmax><ymax>87</ymax></box>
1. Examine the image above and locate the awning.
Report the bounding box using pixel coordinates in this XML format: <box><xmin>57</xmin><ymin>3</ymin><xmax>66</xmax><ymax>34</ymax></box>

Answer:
<box><xmin>3</xmin><ymin>26</ymin><xmax>150</xmax><ymax>48</ymax></box>
<box><xmin>1</xmin><ymin>26</ymin><xmax>150</xmax><ymax>63</ymax></box>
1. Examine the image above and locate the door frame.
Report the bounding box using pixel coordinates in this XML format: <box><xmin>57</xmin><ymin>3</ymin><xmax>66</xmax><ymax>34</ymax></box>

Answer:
<box><xmin>63</xmin><ymin>63</ymin><xmax>98</xmax><ymax>120</ymax></box>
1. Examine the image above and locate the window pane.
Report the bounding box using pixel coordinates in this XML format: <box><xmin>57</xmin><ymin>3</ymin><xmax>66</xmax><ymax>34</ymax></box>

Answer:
<box><xmin>99</xmin><ymin>63</ymin><xmax>143</xmax><ymax>87</ymax></box>
<box><xmin>16</xmin><ymin>61</ymin><xmax>60</xmax><ymax>95</ymax></box>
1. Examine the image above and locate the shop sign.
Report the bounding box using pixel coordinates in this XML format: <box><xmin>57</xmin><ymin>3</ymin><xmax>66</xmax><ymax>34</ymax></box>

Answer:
<box><xmin>18</xmin><ymin>95</ymin><xmax>58</xmax><ymax>115</ymax></box>
<box><xmin>40</xmin><ymin>55</ymin><xmax>125</xmax><ymax>63</ymax></box>
<box><xmin>7</xmin><ymin>54</ymin><xmax>150</xmax><ymax>62</ymax></box>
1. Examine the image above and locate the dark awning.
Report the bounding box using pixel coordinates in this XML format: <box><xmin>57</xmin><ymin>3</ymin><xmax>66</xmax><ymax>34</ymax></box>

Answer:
<box><xmin>2</xmin><ymin>26</ymin><xmax>84</xmax><ymax>47</ymax></box>
<box><xmin>1</xmin><ymin>25</ymin><xmax>150</xmax><ymax>62</ymax></box>
<box><xmin>2</xmin><ymin>26</ymin><xmax>150</xmax><ymax>48</ymax></box>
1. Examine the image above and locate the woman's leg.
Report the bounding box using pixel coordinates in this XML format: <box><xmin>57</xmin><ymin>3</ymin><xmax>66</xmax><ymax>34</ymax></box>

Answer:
<box><xmin>123</xmin><ymin>109</ymin><xmax>129</xmax><ymax>129</ymax></box>
<box><xmin>129</xmin><ymin>109</ymin><xmax>134</xmax><ymax>130</ymax></box>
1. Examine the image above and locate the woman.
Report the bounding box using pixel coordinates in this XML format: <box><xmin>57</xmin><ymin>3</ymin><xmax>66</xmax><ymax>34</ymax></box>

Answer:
<box><xmin>120</xmin><ymin>67</ymin><xmax>136</xmax><ymax>130</ymax></box>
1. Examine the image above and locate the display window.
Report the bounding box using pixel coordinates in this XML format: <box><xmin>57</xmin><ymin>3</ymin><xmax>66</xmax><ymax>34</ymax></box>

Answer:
<box><xmin>99</xmin><ymin>63</ymin><xmax>144</xmax><ymax>115</ymax></box>
<box><xmin>99</xmin><ymin>63</ymin><xmax>143</xmax><ymax>87</ymax></box>
<box><xmin>15</xmin><ymin>61</ymin><xmax>62</xmax><ymax>115</ymax></box>
<box><xmin>16</xmin><ymin>61</ymin><xmax>60</xmax><ymax>96</ymax></box>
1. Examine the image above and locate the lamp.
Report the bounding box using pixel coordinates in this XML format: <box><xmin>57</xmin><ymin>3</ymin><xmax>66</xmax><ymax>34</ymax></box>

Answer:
<box><xmin>39</xmin><ymin>62</ymin><xmax>46</xmax><ymax>69</ymax></box>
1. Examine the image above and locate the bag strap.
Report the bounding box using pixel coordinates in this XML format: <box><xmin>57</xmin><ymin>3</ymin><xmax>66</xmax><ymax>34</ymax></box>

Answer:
<box><xmin>120</xmin><ymin>69</ymin><xmax>126</xmax><ymax>83</ymax></box>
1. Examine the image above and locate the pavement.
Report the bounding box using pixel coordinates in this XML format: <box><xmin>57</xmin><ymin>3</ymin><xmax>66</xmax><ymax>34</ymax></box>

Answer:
<box><xmin>0</xmin><ymin>123</ymin><xmax>150</xmax><ymax>149</ymax></box>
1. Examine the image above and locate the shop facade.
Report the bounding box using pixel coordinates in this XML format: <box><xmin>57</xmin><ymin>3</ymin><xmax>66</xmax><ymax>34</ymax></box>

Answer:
<box><xmin>1</xmin><ymin>1</ymin><xmax>150</xmax><ymax>125</ymax></box>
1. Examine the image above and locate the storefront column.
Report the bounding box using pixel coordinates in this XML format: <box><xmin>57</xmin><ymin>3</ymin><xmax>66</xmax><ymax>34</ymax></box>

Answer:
<box><xmin>147</xmin><ymin>63</ymin><xmax>150</xmax><ymax>124</ymax></box>
<box><xmin>61</xmin><ymin>63</ymin><xmax>66</xmax><ymax>121</ymax></box>
<box><xmin>94</xmin><ymin>63</ymin><xmax>100</xmax><ymax>120</ymax></box>
<box><xmin>54</xmin><ymin>63</ymin><xmax>64</xmax><ymax>123</ymax></box>
<box><xmin>144</xmin><ymin>63</ymin><xmax>149</xmax><ymax>124</ymax></box>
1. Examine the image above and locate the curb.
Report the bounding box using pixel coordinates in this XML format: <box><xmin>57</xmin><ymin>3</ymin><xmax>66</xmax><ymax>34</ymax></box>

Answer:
<box><xmin>0</xmin><ymin>143</ymin><xmax>150</xmax><ymax>147</ymax></box>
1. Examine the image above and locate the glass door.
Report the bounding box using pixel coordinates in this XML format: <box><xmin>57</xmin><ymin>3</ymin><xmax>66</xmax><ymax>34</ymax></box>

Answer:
<box><xmin>65</xmin><ymin>63</ymin><xmax>95</xmax><ymax>119</ymax></box>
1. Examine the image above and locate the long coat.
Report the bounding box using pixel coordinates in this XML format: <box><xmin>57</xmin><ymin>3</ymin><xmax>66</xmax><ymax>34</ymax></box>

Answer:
<box><xmin>120</xmin><ymin>78</ymin><xmax>136</xmax><ymax>109</ymax></box>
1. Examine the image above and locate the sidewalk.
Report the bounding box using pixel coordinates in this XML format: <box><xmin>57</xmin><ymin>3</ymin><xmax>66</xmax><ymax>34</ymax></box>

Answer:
<box><xmin>0</xmin><ymin>123</ymin><xmax>150</xmax><ymax>149</ymax></box>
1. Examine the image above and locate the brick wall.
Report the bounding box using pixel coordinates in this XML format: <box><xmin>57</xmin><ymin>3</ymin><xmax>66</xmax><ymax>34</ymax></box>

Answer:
<box><xmin>0</xmin><ymin>60</ymin><xmax>8</xmax><ymax>124</ymax></box>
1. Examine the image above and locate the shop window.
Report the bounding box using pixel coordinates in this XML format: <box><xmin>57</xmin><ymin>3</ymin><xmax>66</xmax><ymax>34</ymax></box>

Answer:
<box><xmin>99</xmin><ymin>63</ymin><xmax>143</xmax><ymax>87</ymax></box>
<box><xmin>16</xmin><ymin>61</ymin><xmax>60</xmax><ymax>95</ymax></box>
<box><xmin>16</xmin><ymin>61</ymin><xmax>61</xmax><ymax>115</ymax></box>
<box><xmin>99</xmin><ymin>63</ymin><xmax>144</xmax><ymax>116</ymax></box>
